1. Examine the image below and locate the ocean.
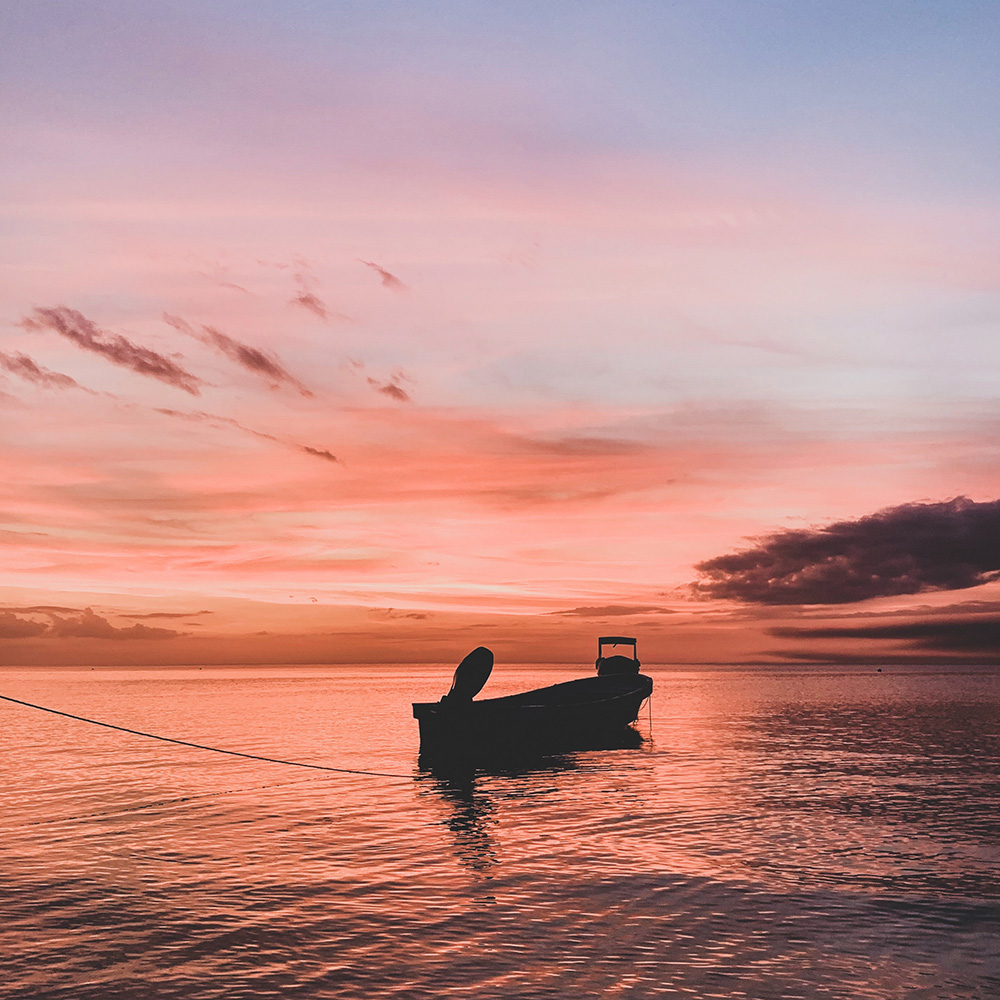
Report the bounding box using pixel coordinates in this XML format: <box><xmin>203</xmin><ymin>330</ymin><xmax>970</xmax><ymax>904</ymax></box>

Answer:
<box><xmin>1</xmin><ymin>663</ymin><xmax>997</xmax><ymax>999</ymax></box>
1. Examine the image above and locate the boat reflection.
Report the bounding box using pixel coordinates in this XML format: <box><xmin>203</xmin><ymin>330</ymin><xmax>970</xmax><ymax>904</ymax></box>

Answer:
<box><xmin>417</xmin><ymin>727</ymin><xmax>647</xmax><ymax>875</ymax></box>
<box><xmin>417</xmin><ymin>767</ymin><xmax>500</xmax><ymax>875</ymax></box>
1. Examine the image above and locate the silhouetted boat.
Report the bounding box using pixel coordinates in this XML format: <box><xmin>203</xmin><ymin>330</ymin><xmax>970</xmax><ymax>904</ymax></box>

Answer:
<box><xmin>412</xmin><ymin>639</ymin><xmax>652</xmax><ymax>757</ymax></box>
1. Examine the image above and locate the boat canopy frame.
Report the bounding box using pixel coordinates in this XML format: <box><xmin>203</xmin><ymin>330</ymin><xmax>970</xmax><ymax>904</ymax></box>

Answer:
<box><xmin>598</xmin><ymin>636</ymin><xmax>637</xmax><ymax>655</ymax></box>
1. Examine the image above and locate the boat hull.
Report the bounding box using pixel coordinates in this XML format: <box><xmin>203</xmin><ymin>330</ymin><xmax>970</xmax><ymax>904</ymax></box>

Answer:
<box><xmin>413</xmin><ymin>673</ymin><xmax>652</xmax><ymax>757</ymax></box>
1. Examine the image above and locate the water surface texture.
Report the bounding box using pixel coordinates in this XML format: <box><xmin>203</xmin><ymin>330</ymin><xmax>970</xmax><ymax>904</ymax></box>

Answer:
<box><xmin>2</xmin><ymin>664</ymin><xmax>998</xmax><ymax>999</ymax></box>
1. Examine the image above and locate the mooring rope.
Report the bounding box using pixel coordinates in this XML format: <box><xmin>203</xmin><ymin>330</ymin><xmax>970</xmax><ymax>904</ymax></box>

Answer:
<box><xmin>0</xmin><ymin>693</ymin><xmax>413</xmax><ymax>780</ymax></box>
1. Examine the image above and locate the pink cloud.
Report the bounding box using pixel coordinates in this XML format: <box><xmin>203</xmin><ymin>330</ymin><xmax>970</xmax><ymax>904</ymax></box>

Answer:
<box><xmin>291</xmin><ymin>291</ymin><xmax>329</xmax><ymax>320</ymax></box>
<box><xmin>360</xmin><ymin>260</ymin><xmax>407</xmax><ymax>291</ymax></box>
<box><xmin>367</xmin><ymin>376</ymin><xmax>412</xmax><ymax>402</ymax></box>
<box><xmin>300</xmin><ymin>445</ymin><xmax>339</xmax><ymax>463</ymax></box>
<box><xmin>0</xmin><ymin>351</ymin><xmax>85</xmax><ymax>391</ymax></box>
<box><xmin>23</xmin><ymin>306</ymin><xmax>203</xmax><ymax>394</ymax></box>
<box><xmin>163</xmin><ymin>314</ymin><xmax>312</xmax><ymax>395</ymax></box>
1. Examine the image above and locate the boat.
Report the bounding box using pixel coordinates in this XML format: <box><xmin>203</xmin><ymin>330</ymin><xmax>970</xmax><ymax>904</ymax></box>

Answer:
<box><xmin>412</xmin><ymin>638</ymin><xmax>652</xmax><ymax>758</ymax></box>
<box><xmin>595</xmin><ymin>634</ymin><xmax>641</xmax><ymax>675</ymax></box>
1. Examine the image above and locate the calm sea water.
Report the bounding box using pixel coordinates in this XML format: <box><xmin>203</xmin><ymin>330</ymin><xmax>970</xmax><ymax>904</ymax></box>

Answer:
<box><xmin>1</xmin><ymin>663</ymin><xmax>998</xmax><ymax>1000</ymax></box>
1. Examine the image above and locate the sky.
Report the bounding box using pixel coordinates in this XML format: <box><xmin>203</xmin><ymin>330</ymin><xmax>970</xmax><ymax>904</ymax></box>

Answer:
<box><xmin>2</xmin><ymin>0</ymin><xmax>1000</xmax><ymax>666</ymax></box>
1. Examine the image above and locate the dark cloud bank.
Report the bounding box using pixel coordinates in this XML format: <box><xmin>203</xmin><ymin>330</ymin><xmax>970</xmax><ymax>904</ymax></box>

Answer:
<box><xmin>695</xmin><ymin>497</ymin><xmax>1000</xmax><ymax>606</ymax></box>
<box><xmin>0</xmin><ymin>608</ymin><xmax>180</xmax><ymax>641</ymax></box>
<box><xmin>770</xmin><ymin>617</ymin><xmax>1000</xmax><ymax>657</ymax></box>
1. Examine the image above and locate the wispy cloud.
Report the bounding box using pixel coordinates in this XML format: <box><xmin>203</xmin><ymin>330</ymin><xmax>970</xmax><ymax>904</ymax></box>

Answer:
<box><xmin>163</xmin><ymin>314</ymin><xmax>312</xmax><ymax>396</ymax></box>
<box><xmin>291</xmin><ymin>290</ymin><xmax>330</xmax><ymax>320</ymax></box>
<box><xmin>372</xmin><ymin>608</ymin><xmax>430</xmax><ymax>620</ymax></box>
<box><xmin>254</xmin><ymin>258</ymin><xmax>351</xmax><ymax>322</ymax></box>
<box><xmin>196</xmin><ymin>260</ymin><xmax>251</xmax><ymax>294</ymax></box>
<box><xmin>360</xmin><ymin>259</ymin><xmax>407</xmax><ymax>291</ymax></box>
<box><xmin>300</xmin><ymin>445</ymin><xmax>339</xmax><ymax>463</ymax></box>
<box><xmin>288</xmin><ymin>267</ymin><xmax>351</xmax><ymax>321</ymax></box>
<box><xmin>120</xmin><ymin>610</ymin><xmax>213</xmax><ymax>620</ymax></box>
<box><xmin>23</xmin><ymin>306</ymin><xmax>203</xmax><ymax>395</ymax></box>
<box><xmin>7</xmin><ymin>605</ymin><xmax>82</xmax><ymax>615</ymax></box>
<box><xmin>695</xmin><ymin>497</ymin><xmax>1000</xmax><ymax>605</ymax></box>
<box><xmin>0</xmin><ymin>350</ymin><xmax>87</xmax><ymax>391</ymax></box>
<box><xmin>367</xmin><ymin>376</ymin><xmax>412</xmax><ymax>402</ymax></box>
<box><xmin>521</xmin><ymin>436</ymin><xmax>653</xmax><ymax>457</ymax></box>
<box><xmin>549</xmin><ymin>605</ymin><xmax>676</xmax><ymax>617</ymax></box>
<box><xmin>154</xmin><ymin>407</ymin><xmax>339</xmax><ymax>465</ymax></box>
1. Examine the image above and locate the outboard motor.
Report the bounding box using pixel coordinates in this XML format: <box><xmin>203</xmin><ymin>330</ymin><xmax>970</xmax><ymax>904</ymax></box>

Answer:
<box><xmin>441</xmin><ymin>646</ymin><xmax>494</xmax><ymax>702</ymax></box>
<box><xmin>595</xmin><ymin>636</ymin><xmax>640</xmax><ymax>676</ymax></box>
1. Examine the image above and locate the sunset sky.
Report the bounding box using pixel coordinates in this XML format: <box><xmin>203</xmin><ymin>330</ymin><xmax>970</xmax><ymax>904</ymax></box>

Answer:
<box><xmin>3</xmin><ymin>1</ymin><xmax>1000</xmax><ymax>665</ymax></box>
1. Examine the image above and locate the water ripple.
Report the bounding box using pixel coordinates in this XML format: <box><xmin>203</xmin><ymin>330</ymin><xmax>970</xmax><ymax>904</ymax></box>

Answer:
<box><xmin>1</xmin><ymin>664</ymin><xmax>998</xmax><ymax>999</ymax></box>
